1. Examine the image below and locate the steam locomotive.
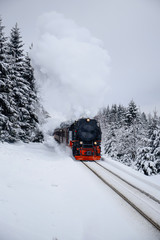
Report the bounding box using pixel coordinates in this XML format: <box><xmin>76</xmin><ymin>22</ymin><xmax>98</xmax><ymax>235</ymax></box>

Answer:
<box><xmin>54</xmin><ymin>118</ymin><xmax>101</xmax><ymax>160</ymax></box>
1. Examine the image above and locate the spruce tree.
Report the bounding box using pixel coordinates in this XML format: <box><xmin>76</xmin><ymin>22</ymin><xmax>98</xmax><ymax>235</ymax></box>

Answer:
<box><xmin>0</xmin><ymin>23</ymin><xmax>43</xmax><ymax>142</ymax></box>
<box><xmin>0</xmin><ymin>17</ymin><xmax>8</xmax><ymax>73</ymax></box>
<box><xmin>6</xmin><ymin>23</ymin><xmax>26</xmax><ymax>141</ymax></box>
<box><xmin>125</xmin><ymin>100</ymin><xmax>139</xmax><ymax>126</ymax></box>
<box><xmin>10</xmin><ymin>24</ymin><xmax>43</xmax><ymax>142</ymax></box>
<box><xmin>22</xmin><ymin>52</ymin><xmax>43</xmax><ymax>142</ymax></box>
<box><xmin>0</xmin><ymin>17</ymin><xmax>11</xmax><ymax>141</ymax></box>
<box><xmin>136</xmin><ymin>114</ymin><xmax>160</xmax><ymax>175</ymax></box>
<box><xmin>117</xmin><ymin>104</ymin><xmax>126</xmax><ymax>127</ymax></box>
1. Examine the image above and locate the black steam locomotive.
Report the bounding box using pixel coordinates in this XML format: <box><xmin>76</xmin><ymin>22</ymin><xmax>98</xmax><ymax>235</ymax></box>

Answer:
<box><xmin>54</xmin><ymin>118</ymin><xmax>101</xmax><ymax>160</ymax></box>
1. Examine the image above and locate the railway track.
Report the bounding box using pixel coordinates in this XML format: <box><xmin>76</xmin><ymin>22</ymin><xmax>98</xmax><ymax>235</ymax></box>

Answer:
<box><xmin>96</xmin><ymin>161</ymin><xmax>160</xmax><ymax>204</ymax></box>
<box><xmin>102</xmin><ymin>158</ymin><xmax>160</xmax><ymax>192</ymax></box>
<box><xmin>81</xmin><ymin>160</ymin><xmax>160</xmax><ymax>231</ymax></box>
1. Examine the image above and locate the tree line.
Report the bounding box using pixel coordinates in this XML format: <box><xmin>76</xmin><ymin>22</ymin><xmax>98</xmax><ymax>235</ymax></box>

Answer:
<box><xmin>96</xmin><ymin>100</ymin><xmax>160</xmax><ymax>175</ymax></box>
<box><xmin>0</xmin><ymin>17</ymin><xmax>43</xmax><ymax>143</ymax></box>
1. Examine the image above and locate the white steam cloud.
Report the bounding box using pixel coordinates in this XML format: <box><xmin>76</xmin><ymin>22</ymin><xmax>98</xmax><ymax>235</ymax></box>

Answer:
<box><xmin>32</xmin><ymin>12</ymin><xmax>110</xmax><ymax>122</ymax></box>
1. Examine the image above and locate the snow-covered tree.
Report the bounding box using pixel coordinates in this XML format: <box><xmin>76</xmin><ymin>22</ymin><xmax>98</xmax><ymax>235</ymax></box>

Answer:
<box><xmin>125</xmin><ymin>100</ymin><xmax>139</xmax><ymax>126</ymax></box>
<box><xmin>97</xmin><ymin>101</ymin><xmax>160</xmax><ymax>175</ymax></box>
<box><xmin>104</xmin><ymin>124</ymin><xmax>117</xmax><ymax>157</ymax></box>
<box><xmin>7</xmin><ymin>24</ymin><xmax>43</xmax><ymax>142</ymax></box>
<box><xmin>136</xmin><ymin>113</ymin><xmax>160</xmax><ymax>175</ymax></box>
<box><xmin>0</xmin><ymin>17</ymin><xmax>11</xmax><ymax>141</ymax></box>
<box><xmin>0</xmin><ymin>17</ymin><xmax>8</xmax><ymax>70</ymax></box>
<box><xmin>117</xmin><ymin>104</ymin><xmax>126</xmax><ymax>127</ymax></box>
<box><xmin>0</xmin><ymin>20</ymin><xmax>43</xmax><ymax>142</ymax></box>
<box><xmin>21</xmin><ymin>52</ymin><xmax>43</xmax><ymax>142</ymax></box>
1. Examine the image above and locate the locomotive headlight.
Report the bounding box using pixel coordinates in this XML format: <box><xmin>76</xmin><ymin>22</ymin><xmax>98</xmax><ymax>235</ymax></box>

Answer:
<box><xmin>80</xmin><ymin>141</ymin><xmax>83</xmax><ymax>145</ymax></box>
<box><xmin>94</xmin><ymin>141</ymin><xmax>97</xmax><ymax>145</ymax></box>
<box><xmin>86</xmin><ymin>118</ymin><xmax>90</xmax><ymax>122</ymax></box>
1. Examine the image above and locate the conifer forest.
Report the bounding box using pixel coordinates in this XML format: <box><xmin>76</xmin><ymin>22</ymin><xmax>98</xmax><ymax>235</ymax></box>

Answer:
<box><xmin>96</xmin><ymin>101</ymin><xmax>160</xmax><ymax>175</ymax></box>
<box><xmin>0</xmin><ymin>17</ymin><xmax>160</xmax><ymax>175</ymax></box>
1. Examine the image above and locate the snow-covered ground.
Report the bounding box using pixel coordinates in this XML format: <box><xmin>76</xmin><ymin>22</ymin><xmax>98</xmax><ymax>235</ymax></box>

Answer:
<box><xmin>0</xmin><ymin>142</ymin><xmax>160</xmax><ymax>240</ymax></box>
<box><xmin>101</xmin><ymin>157</ymin><xmax>160</xmax><ymax>200</ymax></box>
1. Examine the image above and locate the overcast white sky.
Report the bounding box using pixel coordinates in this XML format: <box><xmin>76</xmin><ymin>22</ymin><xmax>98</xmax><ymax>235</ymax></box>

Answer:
<box><xmin>1</xmin><ymin>0</ymin><xmax>160</xmax><ymax>114</ymax></box>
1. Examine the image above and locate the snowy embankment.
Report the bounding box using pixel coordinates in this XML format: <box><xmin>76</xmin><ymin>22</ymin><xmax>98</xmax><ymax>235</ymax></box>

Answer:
<box><xmin>101</xmin><ymin>157</ymin><xmax>160</xmax><ymax>200</ymax></box>
<box><xmin>0</xmin><ymin>142</ymin><xmax>160</xmax><ymax>240</ymax></box>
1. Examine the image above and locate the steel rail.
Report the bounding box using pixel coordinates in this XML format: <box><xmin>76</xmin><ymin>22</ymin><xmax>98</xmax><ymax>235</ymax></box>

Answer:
<box><xmin>101</xmin><ymin>158</ymin><xmax>160</xmax><ymax>191</ymax></box>
<box><xmin>95</xmin><ymin>161</ymin><xmax>160</xmax><ymax>205</ymax></box>
<box><xmin>81</xmin><ymin>161</ymin><xmax>160</xmax><ymax>231</ymax></box>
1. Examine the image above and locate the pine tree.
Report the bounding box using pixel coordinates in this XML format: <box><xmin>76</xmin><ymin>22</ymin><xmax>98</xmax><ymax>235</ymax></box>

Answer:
<box><xmin>22</xmin><ymin>52</ymin><xmax>43</xmax><ymax>142</ymax></box>
<box><xmin>104</xmin><ymin>124</ymin><xmax>117</xmax><ymax>157</ymax></box>
<box><xmin>5</xmin><ymin>23</ymin><xmax>26</xmax><ymax>141</ymax></box>
<box><xmin>117</xmin><ymin>104</ymin><xmax>126</xmax><ymax>127</ymax></box>
<box><xmin>0</xmin><ymin>23</ymin><xmax>43</xmax><ymax>142</ymax></box>
<box><xmin>109</xmin><ymin>104</ymin><xmax>118</xmax><ymax>124</ymax></box>
<box><xmin>8</xmin><ymin>24</ymin><xmax>43</xmax><ymax>142</ymax></box>
<box><xmin>0</xmin><ymin>17</ymin><xmax>8</xmax><ymax>72</ymax></box>
<box><xmin>0</xmin><ymin>17</ymin><xmax>11</xmax><ymax>141</ymax></box>
<box><xmin>125</xmin><ymin>100</ymin><xmax>139</xmax><ymax>126</ymax></box>
<box><xmin>136</xmin><ymin>123</ymin><xmax>160</xmax><ymax>175</ymax></box>
<box><xmin>131</xmin><ymin>112</ymin><xmax>160</xmax><ymax>175</ymax></box>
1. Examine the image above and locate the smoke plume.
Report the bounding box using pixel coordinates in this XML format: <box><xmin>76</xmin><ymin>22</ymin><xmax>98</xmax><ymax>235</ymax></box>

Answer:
<box><xmin>32</xmin><ymin>12</ymin><xmax>110</xmax><ymax>123</ymax></box>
